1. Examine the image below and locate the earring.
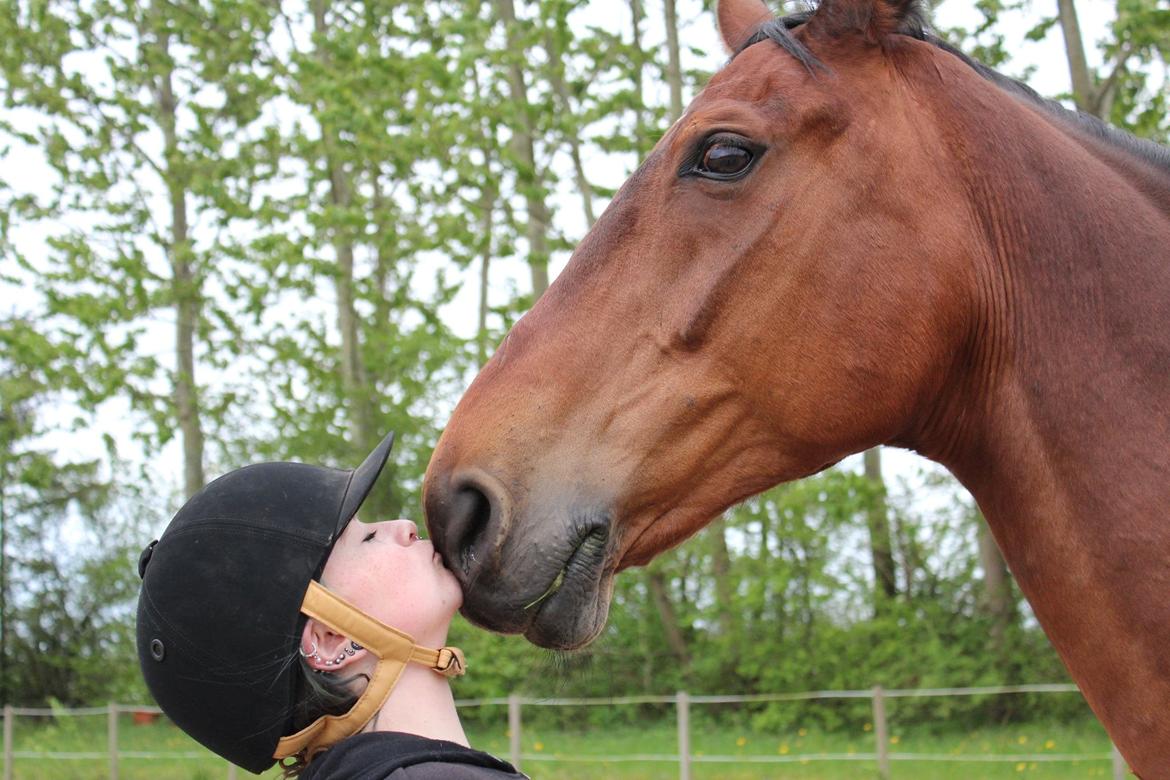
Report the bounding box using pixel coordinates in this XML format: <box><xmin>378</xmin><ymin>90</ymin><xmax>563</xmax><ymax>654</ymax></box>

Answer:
<box><xmin>298</xmin><ymin>642</ymin><xmax>320</xmax><ymax>661</ymax></box>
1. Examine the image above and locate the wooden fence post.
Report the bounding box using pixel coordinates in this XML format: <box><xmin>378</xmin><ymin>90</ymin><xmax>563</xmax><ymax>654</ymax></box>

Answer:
<box><xmin>3</xmin><ymin>705</ymin><xmax>13</xmax><ymax>780</ymax></box>
<box><xmin>108</xmin><ymin>702</ymin><xmax>119</xmax><ymax>780</ymax></box>
<box><xmin>508</xmin><ymin>693</ymin><xmax>522</xmax><ymax>771</ymax></box>
<box><xmin>227</xmin><ymin>761</ymin><xmax>239</xmax><ymax>779</ymax></box>
<box><xmin>872</xmin><ymin>686</ymin><xmax>890</xmax><ymax>780</ymax></box>
<box><xmin>1112</xmin><ymin>743</ymin><xmax>1128</xmax><ymax>780</ymax></box>
<box><xmin>676</xmin><ymin>691</ymin><xmax>691</xmax><ymax>780</ymax></box>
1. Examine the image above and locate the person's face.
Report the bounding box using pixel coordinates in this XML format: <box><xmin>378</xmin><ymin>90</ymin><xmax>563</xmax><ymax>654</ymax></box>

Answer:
<box><xmin>319</xmin><ymin>517</ymin><xmax>463</xmax><ymax>646</ymax></box>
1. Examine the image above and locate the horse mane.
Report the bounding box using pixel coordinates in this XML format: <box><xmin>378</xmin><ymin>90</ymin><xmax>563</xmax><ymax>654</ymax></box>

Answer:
<box><xmin>734</xmin><ymin>5</ymin><xmax>1170</xmax><ymax>176</ymax></box>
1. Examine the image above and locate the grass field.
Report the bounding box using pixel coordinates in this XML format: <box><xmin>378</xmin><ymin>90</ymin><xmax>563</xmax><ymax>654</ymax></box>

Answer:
<box><xmin>2</xmin><ymin>711</ymin><xmax>1122</xmax><ymax>779</ymax></box>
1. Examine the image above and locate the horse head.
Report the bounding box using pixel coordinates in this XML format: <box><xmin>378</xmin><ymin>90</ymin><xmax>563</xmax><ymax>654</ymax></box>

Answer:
<box><xmin>424</xmin><ymin>0</ymin><xmax>985</xmax><ymax>649</ymax></box>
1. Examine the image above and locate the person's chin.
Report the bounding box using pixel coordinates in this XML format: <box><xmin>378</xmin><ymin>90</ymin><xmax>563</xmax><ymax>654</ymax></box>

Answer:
<box><xmin>437</xmin><ymin>568</ymin><xmax>463</xmax><ymax>610</ymax></box>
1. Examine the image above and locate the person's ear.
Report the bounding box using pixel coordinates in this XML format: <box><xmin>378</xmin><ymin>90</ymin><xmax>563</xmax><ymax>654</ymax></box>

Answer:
<box><xmin>299</xmin><ymin>618</ymin><xmax>367</xmax><ymax>672</ymax></box>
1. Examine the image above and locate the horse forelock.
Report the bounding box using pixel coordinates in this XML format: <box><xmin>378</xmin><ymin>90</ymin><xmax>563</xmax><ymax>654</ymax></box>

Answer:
<box><xmin>735</xmin><ymin>15</ymin><xmax>823</xmax><ymax>74</ymax></box>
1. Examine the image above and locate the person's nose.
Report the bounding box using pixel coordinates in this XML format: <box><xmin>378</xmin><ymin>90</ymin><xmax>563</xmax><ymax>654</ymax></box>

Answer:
<box><xmin>387</xmin><ymin>518</ymin><xmax>419</xmax><ymax>545</ymax></box>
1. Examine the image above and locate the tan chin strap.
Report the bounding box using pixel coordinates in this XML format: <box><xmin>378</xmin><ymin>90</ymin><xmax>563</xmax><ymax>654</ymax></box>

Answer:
<box><xmin>273</xmin><ymin>581</ymin><xmax>466</xmax><ymax>762</ymax></box>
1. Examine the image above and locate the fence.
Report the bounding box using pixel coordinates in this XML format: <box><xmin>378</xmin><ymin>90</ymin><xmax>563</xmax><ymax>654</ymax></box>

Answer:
<box><xmin>0</xmin><ymin>685</ymin><xmax>1132</xmax><ymax>779</ymax></box>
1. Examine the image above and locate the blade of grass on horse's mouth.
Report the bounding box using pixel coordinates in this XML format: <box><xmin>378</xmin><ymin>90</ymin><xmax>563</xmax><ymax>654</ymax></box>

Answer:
<box><xmin>524</xmin><ymin>569</ymin><xmax>566</xmax><ymax>610</ymax></box>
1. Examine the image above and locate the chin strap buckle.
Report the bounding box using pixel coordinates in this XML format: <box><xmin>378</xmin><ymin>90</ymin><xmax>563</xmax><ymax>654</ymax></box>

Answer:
<box><xmin>434</xmin><ymin>647</ymin><xmax>466</xmax><ymax>677</ymax></box>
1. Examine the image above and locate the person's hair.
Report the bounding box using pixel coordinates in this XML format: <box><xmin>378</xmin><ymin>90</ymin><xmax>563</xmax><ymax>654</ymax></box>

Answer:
<box><xmin>279</xmin><ymin>656</ymin><xmax>368</xmax><ymax>777</ymax></box>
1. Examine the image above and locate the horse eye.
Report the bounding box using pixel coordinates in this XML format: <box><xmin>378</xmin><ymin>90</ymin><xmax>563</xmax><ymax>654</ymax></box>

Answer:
<box><xmin>699</xmin><ymin>143</ymin><xmax>753</xmax><ymax>177</ymax></box>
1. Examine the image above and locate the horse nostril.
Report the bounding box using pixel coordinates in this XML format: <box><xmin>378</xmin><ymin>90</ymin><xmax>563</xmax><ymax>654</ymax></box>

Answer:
<box><xmin>454</xmin><ymin>485</ymin><xmax>493</xmax><ymax>576</ymax></box>
<box><xmin>428</xmin><ymin>467</ymin><xmax>510</xmax><ymax>582</ymax></box>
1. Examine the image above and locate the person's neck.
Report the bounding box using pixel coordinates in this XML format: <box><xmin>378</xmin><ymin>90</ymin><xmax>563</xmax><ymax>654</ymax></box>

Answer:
<box><xmin>366</xmin><ymin>663</ymin><xmax>468</xmax><ymax>746</ymax></box>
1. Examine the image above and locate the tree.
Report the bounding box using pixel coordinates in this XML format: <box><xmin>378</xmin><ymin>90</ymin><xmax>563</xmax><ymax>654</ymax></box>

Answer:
<box><xmin>1054</xmin><ymin>0</ymin><xmax>1169</xmax><ymax>129</ymax></box>
<box><xmin>0</xmin><ymin>317</ymin><xmax>147</xmax><ymax>706</ymax></box>
<box><xmin>945</xmin><ymin>0</ymin><xmax>1168</xmax><ymax>138</ymax></box>
<box><xmin>233</xmin><ymin>0</ymin><xmax>472</xmax><ymax>516</ymax></box>
<box><xmin>863</xmin><ymin>448</ymin><xmax>898</xmax><ymax>615</ymax></box>
<box><xmin>663</xmin><ymin>0</ymin><xmax>684</xmax><ymax>122</ymax></box>
<box><xmin>493</xmin><ymin>0</ymin><xmax>554</xmax><ymax>298</ymax></box>
<box><xmin>976</xmin><ymin>510</ymin><xmax>1015</xmax><ymax>651</ymax></box>
<box><xmin>0</xmin><ymin>0</ymin><xmax>284</xmax><ymax>498</ymax></box>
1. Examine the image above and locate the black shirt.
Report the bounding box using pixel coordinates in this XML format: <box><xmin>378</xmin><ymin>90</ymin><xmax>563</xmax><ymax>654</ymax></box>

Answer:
<box><xmin>301</xmin><ymin>732</ymin><xmax>528</xmax><ymax>780</ymax></box>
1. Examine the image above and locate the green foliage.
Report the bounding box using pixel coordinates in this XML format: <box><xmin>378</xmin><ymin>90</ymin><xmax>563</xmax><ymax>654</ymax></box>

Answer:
<box><xmin>0</xmin><ymin>316</ymin><xmax>150</xmax><ymax>706</ymax></box>
<box><xmin>1107</xmin><ymin>0</ymin><xmax>1170</xmax><ymax>142</ymax></box>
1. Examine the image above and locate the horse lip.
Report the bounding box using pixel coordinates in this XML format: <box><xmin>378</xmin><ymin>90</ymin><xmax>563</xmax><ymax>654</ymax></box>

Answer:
<box><xmin>525</xmin><ymin>524</ymin><xmax>609</xmax><ymax>634</ymax></box>
<box><xmin>525</xmin><ymin>525</ymin><xmax>606</xmax><ymax>612</ymax></box>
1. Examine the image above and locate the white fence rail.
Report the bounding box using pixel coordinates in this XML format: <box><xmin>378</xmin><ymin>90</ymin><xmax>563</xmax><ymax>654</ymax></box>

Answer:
<box><xmin>0</xmin><ymin>685</ymin><xmax>1131</xmax><ymax>779</ymax></box>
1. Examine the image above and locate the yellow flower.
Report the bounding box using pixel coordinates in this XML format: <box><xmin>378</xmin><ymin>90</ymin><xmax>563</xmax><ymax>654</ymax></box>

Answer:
<box><xmin>778</xmin><ymin>744</ymin><xmax>789</xmax><ymax>755</ymax></box>
<box><xmin>1044</xmin><ymin>739</ymin><xmax>1056</xmax><ymax>750</ymax></box>
<box><xmin>736</xmin><ymin>736</ymin><xmax>747</xmax><ymax>747</ymax></box>
<box><xmin>798</xmin><ymin>727</ymin><xmax>807</xmax><ymax>737</ymax></box>
<box><xmin>533</xmin><ymin>741</ymin><xmax>544</xmax><ymax>752</ymax></box>
<box><xmin>863</xmin><ymin>722</ymin><xmax>873</xmax><ymax>732</ymax></box>
<box><xmin>1016</xmin><ymin>762</ymin><xmax>1027</xmax><ymax>772</ymax></box>
<box><xmin>890</xmin><ymin>735</ymin><xmax>900</xmax><ymax>745</ymax></box>
<box><xmin>1018</xmin><ymin>735</ymin><xmax>1028</xmax><ymax>745</ymax></box>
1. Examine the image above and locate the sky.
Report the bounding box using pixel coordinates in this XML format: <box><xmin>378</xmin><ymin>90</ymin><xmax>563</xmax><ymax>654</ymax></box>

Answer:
<box><xmin>1</xmin><ymin>0</ymin><xmax>1128</xmax><ymax>523</ymax></box>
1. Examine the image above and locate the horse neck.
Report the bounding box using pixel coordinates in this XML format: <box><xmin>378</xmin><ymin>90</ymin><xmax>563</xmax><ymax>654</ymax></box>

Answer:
<box><xmin>919</xmin><ymin>102</ymin><xmax>1170</xmax><ymax>775</ymax></box>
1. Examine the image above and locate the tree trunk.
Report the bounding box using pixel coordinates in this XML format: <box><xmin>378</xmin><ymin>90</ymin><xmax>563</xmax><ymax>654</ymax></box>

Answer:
<box><xmin>153</xmin><ymin>5</ymin><xmax>204</xmax><ymax>498</ymax></box>
<box><xmin>476</xmin><ymin>183</ymin><xmax>495</xmax><ymax>366</ymax></box>
<box><xmin>708</xmin><ymin>524</ymin><xmax>735</xmax><ymax>636</ymax></box>
<box><xmin>542</xmin><ymin>30</ymin><xmax>595</xmax><ymax>229</ymax></box>
<box><xmin>371</xmin><ymin>175</ymin><xmax>393</xmax><ymax>332</ymax></box>
<box><xmin>663</xmin><ymin>0</ymin><xmax>684</xmax><ymax>123</ymax></box>
<box><xmin>646</xmin><ymin>567</ymin><xmax>690</xmax><ymax>668</ymax></box>
<box><xmin>467</xmin><ymin>62</ymin><xmax>499</xmax><ymax>365</ymax></box>
<box><xmin>494</xmin><ymin>0</ymin><xmax>549</xmax><ymax>299</ymax></box>
<box><xmin>1056</xmin><ymin>0</ymin><xmax>1094</xmax><ymax>112</ymax></box>
<box><xmin>627</xmin><ymin>0</ymin><xmax>648</xmax><ymax>153</ymax></box>
<box><xmin>313</xmin><ymin>0</ymin><xmax>374</xmax><ymax>452</ymax></box>
<box><xmin>977</xmin><ymin>512</ymin><xmax>1015</xmax><ymax>648</ymax></box>
<box><xmin>0</xmin><ymin>475</ymin><xmax>7</xmax><ymax>705</ymax></box>
<box><xmin>1091</xmin><ymin>39</ymin><xmax>1138</xmax><ymax>121</ymax></box>
<box><xmin>863</xmin><ymin>448</ymin><xmax>898</xmax><ymax>614</ymax></box>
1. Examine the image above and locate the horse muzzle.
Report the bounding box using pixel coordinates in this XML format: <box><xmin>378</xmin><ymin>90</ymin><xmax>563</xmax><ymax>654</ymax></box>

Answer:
<box><xmin>425</xmin><ymin>466</ymin><xmax>616</xmax><ymax>649</ymax></box>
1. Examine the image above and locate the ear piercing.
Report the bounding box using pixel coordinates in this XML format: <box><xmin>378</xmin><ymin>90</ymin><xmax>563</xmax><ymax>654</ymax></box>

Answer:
<box><xmin>326</xmin><ymin>640</ymin><xmax>363</xmax><ymax>665</ymax></box>
<box><xmin>304</xmin><ymin>640</ymin><xmax>364</xmax><ymax>670</ymax></box>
